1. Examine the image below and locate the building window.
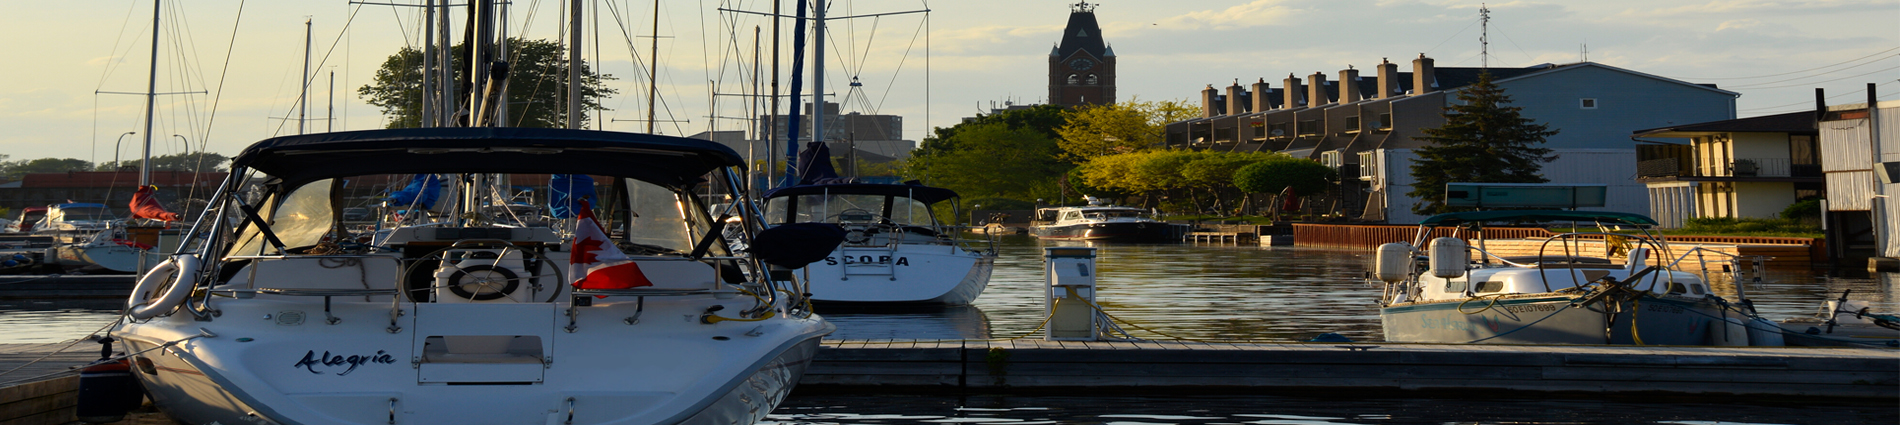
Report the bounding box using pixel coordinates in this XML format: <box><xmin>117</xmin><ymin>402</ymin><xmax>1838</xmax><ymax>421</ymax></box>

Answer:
<box><xmin>1086</xmin><ymin>74</ymin><xmax>1098</xmax><ymax>85</ymax></box>
<box><xmin>1344</xmin><ymin>116</ymin><xmax>1362</xmax><ymax>132</ymax></box>
<box><xmin>1377</xmin><ymin>113</ymin><xmax>1393</xmax><ymax>131</ymax></box>
<box><xmin>1580</xmin><ymin>98</ymin><xmax>1598</xmax><ymax>109</ymax></box>
<box><xmin>1268</xmin><ymin>123</ymin><xmax>1290</xmax><ymax>138</ymax></box>
<box><xmin>1067</xmin><ymin>74</ymin><xmax>1078</xmax><ymax>84</ymax></box>
<box><xmin>1296</xmin><ymin>120</ymin><xmax>1318</xmax><ymax>136</ymax></box>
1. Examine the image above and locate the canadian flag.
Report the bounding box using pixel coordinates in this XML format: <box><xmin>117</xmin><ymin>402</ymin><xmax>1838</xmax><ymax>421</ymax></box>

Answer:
<box><xmin>569</xmin><ymin>201</ymin><xmax>653</xmax><ymax>290</ymax></box>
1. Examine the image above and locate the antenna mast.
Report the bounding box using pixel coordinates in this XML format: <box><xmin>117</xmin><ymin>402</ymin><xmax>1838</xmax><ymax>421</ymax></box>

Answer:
<box><xmin>1479</xmin><ymin>4</ymin><xmax>1490</xmax><ymax>69</ymax></box>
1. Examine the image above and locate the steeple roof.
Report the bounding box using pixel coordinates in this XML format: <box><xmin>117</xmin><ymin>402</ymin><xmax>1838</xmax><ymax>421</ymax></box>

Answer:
<box><xmin>1056</xmin><ymin>3</ymin><xmax>1107</xmax><ymax>60</ymax></box>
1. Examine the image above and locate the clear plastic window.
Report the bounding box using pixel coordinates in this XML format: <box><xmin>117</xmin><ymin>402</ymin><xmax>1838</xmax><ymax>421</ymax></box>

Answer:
<box><xmin>229</xmin><ymin>179</ymin><xmax>336</xmax><ymax>256</ymax></box>
<box><xmin>618</xmin><ymin>179</ymin><xmax>695</xmax><ymax>252</ymax></box>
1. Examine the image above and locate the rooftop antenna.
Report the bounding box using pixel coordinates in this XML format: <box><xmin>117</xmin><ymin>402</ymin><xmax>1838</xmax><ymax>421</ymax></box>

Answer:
<box><xmin>1479</xmin><ymin>4</ymin><xmax>1490</xmax><ymax>69</ymax></box>
<box><xmin>1581</xmin><ymin>43</ymin><xmax>1589</xmax><ymax>62</ymax></box>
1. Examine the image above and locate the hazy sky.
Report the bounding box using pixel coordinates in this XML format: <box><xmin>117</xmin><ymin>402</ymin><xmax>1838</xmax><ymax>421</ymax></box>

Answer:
<box><xmin>2</xmin><ymin>0</ymin><xmax>1895</xmax><ymax>164</ymax></box>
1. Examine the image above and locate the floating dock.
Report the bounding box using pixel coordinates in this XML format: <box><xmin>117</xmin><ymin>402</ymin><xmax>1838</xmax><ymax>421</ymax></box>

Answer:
<box><xmin>8</xmin><ymin>338</ymin><xmax>1893</xmax><ymax>424</ymax></box>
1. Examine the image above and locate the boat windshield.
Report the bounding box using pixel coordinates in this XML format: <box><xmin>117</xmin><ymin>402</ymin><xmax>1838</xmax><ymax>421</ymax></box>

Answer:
<box><xmin>763</xmin><ymin>194</ymin><xmax>938</xmax><ymax>227</ymax></box>
<box><xmin>1084</xmin><ymin>210</ymin><xmax>1144</xmax><ymax>220</ymax></box>
<box><xmin>226</xmin><ymin>174</ymin><xmax>708</xmax><ymax>257</ymax></box>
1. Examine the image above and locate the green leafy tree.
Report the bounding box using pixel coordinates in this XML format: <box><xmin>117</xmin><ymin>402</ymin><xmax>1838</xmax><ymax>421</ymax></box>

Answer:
<box><xmin>97</xmin><ymin>152</ymin><xmax>230</xmax><ymax>173</ymax></box>
<box><xmin>1234</xmin><ymin>158</ymin><xmax>1336</xmax><ymax>201</ymax></box>
<box><xmin>905</xmin><ymin>122</ymin><xmax>1066</xmax><ymax>202</ymax></box>
<box><xmin>358</xmin><ymin>38</ymin><xmax>616</xmax><ymax>129</ymax></box>
<box><xmin>1055</xmin><ymin>98</ymin><xmax>1199</xmax><ymax>162</ymax></box>
<box><xmin>1407</xmin><ymin>72</ymin><xmax>1558</xmax><ymax>214</ymax></box>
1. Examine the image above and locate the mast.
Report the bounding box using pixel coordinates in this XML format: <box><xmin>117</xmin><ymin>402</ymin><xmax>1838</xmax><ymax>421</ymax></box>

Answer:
<box><xmin>327</xmin><ymin>71</ymin><xmax>335</xmax><ymax>132</ymax></box>
<box><xmin>424</xmin><ymin>1</ymin><xmax>435</xmax><ymax>128</ymax></box>
<box><xmin>139</xmin><ymin>0</ymin><xmax>160</xmax><ymax>186</ymax></box>
<box><xmin>645</xmin><ymin>0</ymin><xmax>661</xmax><ymax>133</ymax></box>
<box><xmin>812</xmin><ymin>0</ymin><xmax>825</xmax><ymax>162</ymax></box>
<box><xmin>300</xmin><ymin>18</ymin><xmax>311</xmax><ymax>135</ymax></box>
<box><xmin>567</xmin><ymin>0</ymin><xmax>581</xmax><ymax>129</ymax></box>
<box><xmin>768</xmin><ymin>0</ymin><xmax>780</xmax><ymax>186</ymax></box>
<box><xmin>439</xmin><ymin>0</ymin><xmax>455</xmax><ymax>126</ymax></box>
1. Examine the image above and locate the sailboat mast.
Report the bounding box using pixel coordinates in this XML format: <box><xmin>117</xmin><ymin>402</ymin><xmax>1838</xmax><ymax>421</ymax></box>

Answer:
<box><xmin>645</xmin><ymin>0</ymin><xmax>660</xmax><ymax>133</ymax></box>
<box><xmin>567</xmin><ymin>0</ymin><xmax>581</xmax><ymax>129</ymax></box>
<box><xmin>812</xmin><ymin>0</ymin><xmax>825</xmax><ymax>154</ymax></box>
<box><xmin>423</xmin><ymin>1</ymin><xmax>435</xmax><ymax>128</ymax></box>
<box><xmin>768</xmin><ymin>0</ymin><xmax>780</xmax><ymax>185</ymax></box>
<box><xmin>300</xmin><ymin>18</ymin><xmax>311</xmax><ymax>135</ymax></box>
<box><xmin>139</xmin><ymin>0</ymin><xmax>160</xmax><ymax>187</ymax></box>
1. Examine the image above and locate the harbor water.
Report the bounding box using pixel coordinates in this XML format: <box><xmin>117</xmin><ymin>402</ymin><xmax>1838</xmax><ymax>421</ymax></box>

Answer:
<box><xmin>2</xmin><ymin>236</ymin><xmax>1895</xmax><ymax>424</ymax></box>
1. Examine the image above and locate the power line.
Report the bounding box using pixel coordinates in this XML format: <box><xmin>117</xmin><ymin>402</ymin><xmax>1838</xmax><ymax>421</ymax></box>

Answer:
<box><xmin>1665</xmin><ymin>46</ymin><xmax>1900</xmax><ymax>80</ymax></box>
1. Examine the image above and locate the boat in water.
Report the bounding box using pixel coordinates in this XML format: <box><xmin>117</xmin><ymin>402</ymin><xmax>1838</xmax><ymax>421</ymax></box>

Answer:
<box><xmin>1031</xmin><ymin>203</ymin><xmax>1180</xmax><ymax>242</ymax></box>
<box><xmin>760</xmin><ymin>182</ymin><xmax>995</xmax><ymax>305</ymax></box>
<box><xmin>1779</xmin><ymin>290</ymin><xmax>1900</xmax><ymax>348</ymax></box>
<box><xmin>113</xmin><ymin>127</ymin><xmax>835</xmax><ymax>424</ymax></box>
<box><xmin>1373</xmin><ymin>210</ymin><xmax>1780</xmax><ymax>346</ymax></box>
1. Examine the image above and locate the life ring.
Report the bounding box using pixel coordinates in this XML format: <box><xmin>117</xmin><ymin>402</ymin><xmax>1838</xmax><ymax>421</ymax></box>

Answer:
<box><xmin>127</xmin><ymin>255</ymin><xmax>201</xmax><ymax>320</ymax></box>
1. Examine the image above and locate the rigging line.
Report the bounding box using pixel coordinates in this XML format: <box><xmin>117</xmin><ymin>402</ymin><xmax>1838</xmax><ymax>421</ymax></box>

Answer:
<box><xmin>385</xmin><ymin>2</ymin><xmax>415</xmax><ymax>50</ymax></box>
<box><xmin>853</xmin><ymin>16</ymin><xmax>879</xmax><ymax>81</ymax></box>
<box><xmin>1422</xmin><ymin>15</ymin><xmax>1481</xmax><ymax>58</ymax></box>
<box><xmin>163</xmin><ymin>1</ymin><xmax>209</xmax><ymax>148</ymax></box>
<box><xmin>1724</xmin><ymin>58</ymin><xmax>1900</xmax><ymax>89</ymax></box>
<box><xmin>600</xmin><ymin>0</ymin><xmax>657</xmax><ymax>115</ymax></box>
<box><xmin>188</xmin><ymin>0</ymin><xmax>243</xmax><ymax>198</ymax></box>
<box><xmin>268</xmin><ymin>3</ymin><xmax>366</xmax><ymax>137</ymax></box>
<box><xmin>871</xmin><ymin>14</ymin><xmax>926</xmax><ymax>117</ymax></box>
<box><xmin>1490</xmin><ymin>23</ymin><xmax>1536</xmax><ymax>65</ymax></box>
<box><xmin>1668</xmin><ymin>46</ymin><xmax>1900</xmax><ymax>80</ymax></box>
<box><xmin>1731</xmin><ymin>65</ymin><xmax>1900</xmax><ymax>90</ymax></box>
<box><xmin>94</xmin><ymin>0</ymin><xmax>148</xmax><ymax>91</ymax></box>
<box><xmin>1737</xmin><ymin>80</ymin><xmax>1899</xmax><ymax>112</ymax></box>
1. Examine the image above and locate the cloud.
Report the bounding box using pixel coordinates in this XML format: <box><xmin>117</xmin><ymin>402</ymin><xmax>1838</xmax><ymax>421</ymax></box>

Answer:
<box><xmin>1150</xmin><ymin>0</ymin><xmax>1302</xmax><ymax>31</ymax></box>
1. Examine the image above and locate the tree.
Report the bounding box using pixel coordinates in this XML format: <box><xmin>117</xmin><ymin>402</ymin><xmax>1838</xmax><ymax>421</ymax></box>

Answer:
<box><xmin>96</xmin><ymin>152</ymin><xmax>230</xmax><ymax>173</ymax></box>
<box><xmin>1055</xmin><ymin>98</ymin><xmax>1198</xmax><ymax>162</ymax></box>
<box><xmin>1234</xmin><ymin>158</ymin><xmax>1336</xmax><ymax>196</ymax></box>
<box><xmin>905</xmin><ymin>122</ymin><xmax>1066</xmax><ymax>202</ymax></box>
<box><xmin>358</xmin><ymin>38</ymin><xmax>616</xmax><ymax>129</ymax></box>
<box><xmin>1</xmin><ymin>158</ymin><xmax>94</xmax><ymax>180</ymax></box>
<box><xmin>1407</xmin><ymin>72</ymin><xmax>1558</xmax><ymax>215</ymax></box>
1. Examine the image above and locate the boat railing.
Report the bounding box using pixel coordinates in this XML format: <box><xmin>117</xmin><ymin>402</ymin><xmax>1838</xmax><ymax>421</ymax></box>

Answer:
<box><xmin>943</xmin><ymin>225</ymin><xmax>998</xmax><ymax>255</ymax></box>
<box><xmin>215</xmin><ymin>254</ymin><xmax>410</xmax><ymax>332</ymax></box>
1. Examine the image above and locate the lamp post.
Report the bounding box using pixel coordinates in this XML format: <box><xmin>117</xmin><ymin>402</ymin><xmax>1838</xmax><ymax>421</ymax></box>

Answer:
<box><xmin>172</xmin><ymin>134</ymin><xmax>189</xmax><ymax>156</ymax></box>
<box><xmin>112</xmin><ymin>131</ymin><xmax>136</xmax><ymax>170</ymax></box>
<box><xmin>970</xmin><ymin>204</ymin><xmax>982</xmax><ymax>226</ymax></box>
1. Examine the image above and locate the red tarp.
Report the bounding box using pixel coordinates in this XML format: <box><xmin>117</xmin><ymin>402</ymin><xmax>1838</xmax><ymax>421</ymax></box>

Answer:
<box><xmin>129</xmin><ymin>186</ymin><xmax>180</xmax><ymax>222</ymax></box>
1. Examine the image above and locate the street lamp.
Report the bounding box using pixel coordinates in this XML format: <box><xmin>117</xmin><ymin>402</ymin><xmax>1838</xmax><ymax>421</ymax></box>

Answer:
<box><xmin>112</xmin><ymin>131</ymin><xmax>136</xmax><ymax>169</ymax></box>
<box><xmin>172</xmin><ymin>134</ymin><xmax>189</xmax><ymax>156</ymax></box>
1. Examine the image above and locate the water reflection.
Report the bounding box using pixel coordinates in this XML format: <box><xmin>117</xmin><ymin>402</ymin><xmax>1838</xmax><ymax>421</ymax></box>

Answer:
<box><xmin>817</xmin><ymin>235</ymin><xmax>1899</xmax><ymax>343</ymax></box>
<box><xmin>764</xmin><ymin>394</ymin><xmax>1896</xmax><ymax>424</ymax></box>
<box><xmin>0</xmin><ymin>299</ymin><xmax>123</xmax><ymax>343</ymax></box>
<box><xmin>821</xmin><ymin>304</ymin><xmax>993</xmax><ymax>340</ymax></box>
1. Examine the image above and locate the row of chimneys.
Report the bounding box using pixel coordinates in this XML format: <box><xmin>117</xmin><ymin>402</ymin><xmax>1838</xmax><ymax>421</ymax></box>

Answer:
<box><xmin>1202</xmin><ymin>54</ymin><xmax>1439</xmax><ymax>118</ymax></box>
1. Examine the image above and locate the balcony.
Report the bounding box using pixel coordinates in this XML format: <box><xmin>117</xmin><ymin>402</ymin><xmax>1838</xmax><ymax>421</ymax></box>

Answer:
<box><xmin>1638</xmin><ymin>157</ymin><xmax>1822</xmax><ymax>180</ymax></box>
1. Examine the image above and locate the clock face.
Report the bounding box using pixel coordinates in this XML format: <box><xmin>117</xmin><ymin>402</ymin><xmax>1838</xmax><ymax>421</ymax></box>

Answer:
<box><xmin>1069</xmin><ymin>58</ymin><xmax>1094</xmax><ymax>70</ymax></box>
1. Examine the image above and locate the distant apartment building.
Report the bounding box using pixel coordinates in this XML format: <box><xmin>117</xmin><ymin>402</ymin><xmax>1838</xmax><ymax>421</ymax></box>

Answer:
<box><xmin>1165</xmin><ymin>56</ymin><xmax>1738</xmax><ymax>224</ymax></box>
<box><xmin>753</xmin><ymin>102</ymin><xmax>914</xmax><ymax>160</ymax></box>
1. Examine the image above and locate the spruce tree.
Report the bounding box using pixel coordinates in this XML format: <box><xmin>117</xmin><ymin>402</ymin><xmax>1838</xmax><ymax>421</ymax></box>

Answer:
<box><xmin>1407</xmin><ymin>72</ymin><xmax>1558</xmax><ymax>215</ymax></box>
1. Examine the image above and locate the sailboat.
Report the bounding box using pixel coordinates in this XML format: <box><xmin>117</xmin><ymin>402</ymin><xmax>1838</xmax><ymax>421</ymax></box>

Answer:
<box><xmin>113</xmin><ymin>2</ymin><xmax>837</xmax><ymax>424</ymax></box>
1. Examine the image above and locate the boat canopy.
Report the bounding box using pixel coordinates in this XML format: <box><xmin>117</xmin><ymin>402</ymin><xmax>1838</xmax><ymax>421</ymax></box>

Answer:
<box><xmin>1418</xmin><ymin>210</ymin><xmax>1659</xmax><ymax>227</ymax></box>
<box><xmin>231</xmin><ymin>128</ymin><xmax>744</xmax><ymax>185</ymax></box>
<box><xmin>761</xmin><ymin>183</ymin><xmax>959</xmax><ymax>204</ymax></box>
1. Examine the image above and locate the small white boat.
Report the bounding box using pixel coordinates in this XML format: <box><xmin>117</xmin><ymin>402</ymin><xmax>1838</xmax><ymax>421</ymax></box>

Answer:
<box><xmin>760</xmin><ymin>183</ymin><xmax>995</xmax><ymax>305</ymax></box>
<box><xmin>1374</xmin><ymin>210</ymin><xmax>1778</xmax><ymax>346</ymax></box>
<box><xmin>1779</xmin><ymin>290</ymin><xmax>1900</xmax><ymax>348</ymax></box>
<box><xmin>1031</xmin><ymin>204</ymin><xmax>1179</xmax><ymax>242</ymax></box>
<box><xmin>114</xmin><ymin>128</ymin><xmax>834</xmax><ymax>424</ymax></box>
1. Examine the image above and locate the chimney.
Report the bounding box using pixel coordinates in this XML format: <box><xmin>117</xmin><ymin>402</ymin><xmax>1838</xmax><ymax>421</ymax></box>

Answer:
<box><xmin>1308</xmin><ymin>71</ymin><xmax>1330</xmax><ymax>107</ymax></box>
<box><xmin>1251</xmin><ymin>78</ymin><xmax>1272</xmax><ymax>111</ymax></box>
<box><xmin>1339</xmin><ymin>67</ymin><xmax>1362</xmax><ymax>103</ymax></box>
<box><xmin>1201</xmin><ymin>85</ymin><xmax>1219</xmax><ymax>118</ymax></box>
<box><xmin>1376</xmin><ymin>58</ymin><xmax>1399</xmax><ymax>99</ymax></box>
<box><xmin>1226</xmin><ymin>80</ymin><xmax>1247</xmax><ymax>115</ymax></box>
<box><xmin>1283</xmin><ymin>74</ymin><xmax>1305</xmax><ymax>108</ymax></box>
<box><xmin>1413</xmin><ymin>54</ymin><xmax>1437</xmax><ymax>94</ymax></box>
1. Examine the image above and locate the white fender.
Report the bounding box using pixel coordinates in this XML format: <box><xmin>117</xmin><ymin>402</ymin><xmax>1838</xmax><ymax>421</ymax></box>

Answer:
<box><xmin>127</xmin><ymin>255</ymin><xmax>202</xmax><ymax>320</ymax></box>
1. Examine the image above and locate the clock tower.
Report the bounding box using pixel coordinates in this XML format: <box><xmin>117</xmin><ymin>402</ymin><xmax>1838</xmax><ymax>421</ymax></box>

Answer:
<box><xmin>1049</xmin><ymin>2</ymin><xmax>1114</xmax><ymax>107</ymax></box>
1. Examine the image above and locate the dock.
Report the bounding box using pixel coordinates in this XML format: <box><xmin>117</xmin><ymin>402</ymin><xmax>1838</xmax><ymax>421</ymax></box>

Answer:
<box><xmin>3</xmin><ymin>339</ymin><xmax>1893</xmax><ymax>424</ymax></box>
<box><xmin>0</xmin><ymin>275</ymin><xmax>135</xmax><ymax>299</ymax></box>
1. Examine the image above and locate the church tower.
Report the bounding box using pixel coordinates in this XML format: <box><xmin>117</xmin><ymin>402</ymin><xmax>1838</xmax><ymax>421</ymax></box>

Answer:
<box><xmin>1048</xmin><ymin>2</ymin><xmax>1115</xmax><ymax>107</ymax></box>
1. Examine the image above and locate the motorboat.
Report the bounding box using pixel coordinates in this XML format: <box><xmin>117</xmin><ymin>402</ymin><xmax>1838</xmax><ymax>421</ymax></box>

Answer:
<box><xmin>33</xmin><ymin>203</ymin><xmax>115</xmax><ymax>242</ymax></box>
<box><xmin>1031</xmin><ymin>204</ymin><xmax>1179</xmax><ymax>242</ymax></box>
<box><xmin>1</xmin><ymin>206</ymin><xmax>46</xmax><ymax>233</ymax></box>
<box><xmin>1778</xmin><ymin>290</ymin><xmax>1900</xmax><ymax>348</ymax></box>
<box><xmin>114</xmin><ymin>127</ymin><xmax>835</xmax><ymax>425</ymax></box>
<box><xmin>1373</xmin><ymin>210</ymin><xmax>1780</xmax><ymax>346</ymax></box>
<box><xmin>760</xmin><ymin>182</ymin><xmax>996</xmax><ymax>305</ymax></box>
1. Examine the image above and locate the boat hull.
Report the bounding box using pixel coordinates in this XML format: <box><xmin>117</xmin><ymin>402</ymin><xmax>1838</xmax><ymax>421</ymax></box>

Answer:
<box><xmin>1777</xmin><ymin>321</ymin><xmax>1900</xmax><ymax>348</ymax></box>
<box><xmin>118</xmin><ymin>298</ymin><xmax>831</xmax><ymax>425</ymax></box>
<box><xmin>1032</xmin><ymin>222</ymin><xmax>1177</xmax><ymax>242</ymax></box>
<box><xmin>1382</xmin><ymin>294</ymin><xmax>1733</xmax><ymax>345</ymax></box>
<box><xmin>804</xmin><ymin>244</ymin><xmax>993</xmax><ymax>305</ymax></box>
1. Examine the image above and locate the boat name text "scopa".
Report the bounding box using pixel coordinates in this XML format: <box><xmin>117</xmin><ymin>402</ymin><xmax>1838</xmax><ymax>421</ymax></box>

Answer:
<box><xmin>294</xmin><ymin>350</ymin><xmax>399</xmax><ymax>376</ymax></box>
<box><xmin>824</xmin><ymin>256</ymin><xmax>911</xmax><ymax>266</ymax></box>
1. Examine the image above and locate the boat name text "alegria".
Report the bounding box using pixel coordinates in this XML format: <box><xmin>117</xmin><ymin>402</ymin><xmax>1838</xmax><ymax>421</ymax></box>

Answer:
<box><xmin>823</xmin><ymin>256</ymin><xmax>910</xmax><ymax>266</ymax></box>
<box><xmin>294</xmin><ymin>350</ymin><xmax>399</xmax><ymax>376</ymax></box>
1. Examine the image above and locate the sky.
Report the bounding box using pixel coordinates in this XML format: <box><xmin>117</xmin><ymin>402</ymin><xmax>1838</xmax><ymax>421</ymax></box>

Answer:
<box><xmin>1</xmin><ymin>0</ymin><xmax>1896</xmax><ymax>165</ymax></box>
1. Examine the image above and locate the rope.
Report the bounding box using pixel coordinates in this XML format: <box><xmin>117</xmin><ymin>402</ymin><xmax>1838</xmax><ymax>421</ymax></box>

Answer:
<box><xmin>0</xmin><ymin>331</ymin><xmax>207</xmax><ymax>388</ymax></box>
<box><xmin>1463</xmin><ymin>298</ymin><xmax>1579</xmax><ymax>344</ymax></box>
<box><xmin>0</xmin><ymin>317</ymin><xmax>123</xmax><ymax>379</ymax></box>
<box><xmin>1457</xmin><ymin>293</ymin><xmax>1510</xmax><ymax>315</ymax></box>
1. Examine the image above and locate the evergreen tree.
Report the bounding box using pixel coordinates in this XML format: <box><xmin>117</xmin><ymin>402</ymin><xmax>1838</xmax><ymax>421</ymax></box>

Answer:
<box><xmin>1407</xmin><ymin>72</ymin><xmax>1558</xmax><ymax>214</ymax></box>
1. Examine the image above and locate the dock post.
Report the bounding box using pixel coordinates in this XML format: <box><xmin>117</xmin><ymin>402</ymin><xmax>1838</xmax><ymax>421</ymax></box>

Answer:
<box><xmin>1044</xmin><ymin>247</ymin><xmax>1100</xmax><ymax>341</ymax></box>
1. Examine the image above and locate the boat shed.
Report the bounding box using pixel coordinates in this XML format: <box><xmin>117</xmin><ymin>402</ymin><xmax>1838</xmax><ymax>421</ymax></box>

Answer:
<box><xmin>1817</xmin><ymin>97</ymin><xmax>1900</xmax><ymax>266</ymax></box>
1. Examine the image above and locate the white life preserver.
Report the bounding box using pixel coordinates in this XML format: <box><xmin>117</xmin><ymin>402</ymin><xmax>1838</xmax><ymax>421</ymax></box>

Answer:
<box><xmin>127</xmin><ymin>255</ymin><xmax>202</xmax><ymax>320</ymax></box>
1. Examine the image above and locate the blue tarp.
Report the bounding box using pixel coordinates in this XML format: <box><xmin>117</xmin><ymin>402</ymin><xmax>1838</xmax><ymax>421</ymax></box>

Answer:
<box><xmin>386</xmin><ymin>174</ymin><xmax>441</xmax><ymax>209</ymax></box>
<box><xmin>549</xmin><ymin>174</ymin><xmax>597</xmax><ymax>219</ymax></box>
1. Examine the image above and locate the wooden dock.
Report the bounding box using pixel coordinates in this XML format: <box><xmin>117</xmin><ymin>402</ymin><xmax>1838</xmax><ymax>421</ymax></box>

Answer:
<box><xmin>5</xmin><ymin>339</ymin><xmax>1895</xmax><ymax>424</ymax></box>
<box><xmin>1185</xmin><ymin>231</ymin><xmax>1255</xmax><ymax>244</ymax></box>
